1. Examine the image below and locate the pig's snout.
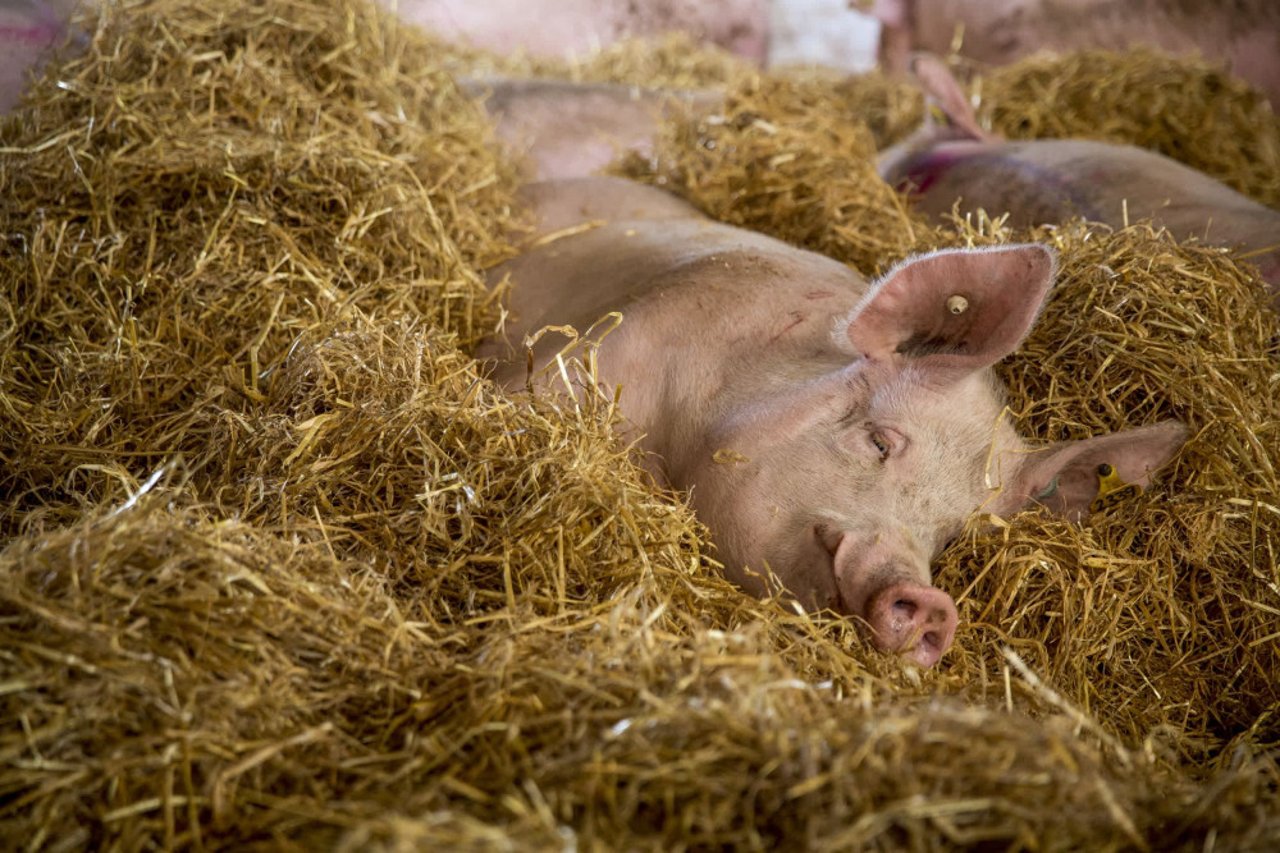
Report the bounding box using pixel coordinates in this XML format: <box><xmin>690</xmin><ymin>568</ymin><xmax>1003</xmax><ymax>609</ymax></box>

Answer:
<box><xmin>865</xmin><ymin>581</ymin><xmax>958</xmax><ymax>667</ymax></box>
<box><xmin>826</xmin><ymin>527</ymin><xmax>959</xmax><ymax>666</ymax></box>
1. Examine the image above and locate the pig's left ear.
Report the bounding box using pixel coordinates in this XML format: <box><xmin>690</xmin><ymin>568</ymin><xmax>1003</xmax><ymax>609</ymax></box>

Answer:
<box><xmin>993</xmin><ymin>421</ymin><xmax>1188</xmax><ymax>521</ymax></box>
<box><xmin>846</xmin><ymin>244</ymin><xmax>1055</xmax><ymax>380</ymax></box>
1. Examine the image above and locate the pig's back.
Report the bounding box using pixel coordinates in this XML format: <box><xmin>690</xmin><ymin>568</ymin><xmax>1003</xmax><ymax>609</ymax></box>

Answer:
<box><xmin>479</xmin><ymin>178</ymin><xmax>865</xmax><ymax>376</ymax></box>
<box><xmin>908</xmin><ymin>140</ymin><xmax>1279</xmax><ymax>251</ymax></box>
<box><xmin>515</xmin><ymin>176</ymin><xmax>707</xmax><ymax>235</ymax></box>
<box><xmin>490</xmin><ymin>214</ymin><xmax>856</xmax><ymax>348</ymax></box>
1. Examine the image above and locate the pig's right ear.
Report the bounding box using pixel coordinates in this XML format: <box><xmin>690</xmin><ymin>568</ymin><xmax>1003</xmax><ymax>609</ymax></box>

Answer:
<box><xmin>845</xmin><ymin>244</ymin><xmax>1056</xmax><ymax>380</ymax></box>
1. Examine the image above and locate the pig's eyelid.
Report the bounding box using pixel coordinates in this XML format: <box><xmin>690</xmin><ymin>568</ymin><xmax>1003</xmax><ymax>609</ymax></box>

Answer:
<box><xmin>870</xmin><ymin>426</ymin><xmax>907</xmax><ymax>461</ymax></box>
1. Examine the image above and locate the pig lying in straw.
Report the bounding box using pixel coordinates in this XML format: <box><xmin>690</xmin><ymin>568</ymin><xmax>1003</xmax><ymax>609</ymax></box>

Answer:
<box><xmin>475</xmin><ymin>84</ymin><xmax>1186</xmax><ymax>668</ymax></box>
<box><xmin>878</xmin><ymin>55</ymin><xmax>1280</xmax><ymax>304</ymax></box>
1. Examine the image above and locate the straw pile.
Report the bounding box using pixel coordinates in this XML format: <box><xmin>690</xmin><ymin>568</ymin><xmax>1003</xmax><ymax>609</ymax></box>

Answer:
<box><xmin>2</xmin><ymin>0</ymin><xmax>1278</xmax><ymax>848</ymax></box>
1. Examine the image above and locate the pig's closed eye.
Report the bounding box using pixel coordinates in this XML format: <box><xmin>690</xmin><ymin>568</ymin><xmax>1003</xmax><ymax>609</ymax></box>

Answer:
<box><xmin>866</xmin><ymin>426</ymin><xmax>904</xmax><ymax>461</ymax></box>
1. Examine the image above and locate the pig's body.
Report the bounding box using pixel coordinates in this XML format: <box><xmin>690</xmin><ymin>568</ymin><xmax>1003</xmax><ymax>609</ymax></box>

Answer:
<box><xmin>880</xmin><ymin>57</ymin><xmax>1280</xmax><ymax>303</ymax></box>
<box><xmin>883</xmin><ymin>139</ymin><xmax>1280</xmax><ymax>296</ymax></box>
<box><xmin>480</xmin><ymin>176</ymin><xmax>1186</xmax><ymax>666</ymax></box>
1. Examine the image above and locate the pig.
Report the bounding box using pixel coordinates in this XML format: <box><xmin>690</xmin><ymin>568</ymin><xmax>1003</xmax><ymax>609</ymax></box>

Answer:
<box><xmin>879</xmin><ymin>55</ymin><xmax>1280</xmax><ymax>305</ymax></box>
<box><xmin>391</xmin><ymin>0</ymin><xmax>770</xmax><ymax>64</ymax></box>
<box><xmin>477</xmin><ymin>175</ymin><xmax>1186</xmax><ymax>667</ymax></box>
<box><xmin>865</xmin><ymin>0</ymin><xmax>1280</xmax><ymax>110</ymax></box>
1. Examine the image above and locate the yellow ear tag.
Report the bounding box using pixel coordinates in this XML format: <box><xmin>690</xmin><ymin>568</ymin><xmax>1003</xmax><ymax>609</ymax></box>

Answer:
<box><xmin>1090</xmin><ymin>463</ymin><xmax>1141</xmax><ymax>513</ymax></box>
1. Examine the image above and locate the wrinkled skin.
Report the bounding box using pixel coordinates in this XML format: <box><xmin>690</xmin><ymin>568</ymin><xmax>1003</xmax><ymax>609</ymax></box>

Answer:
<box><xmin>867</xmin><ymin>0</ymin><xmax>1280</xmax><ymax>109</ymax></box>
<box><xmin>479</xmin><ymin>176</ymin><xmax>1186</xmax><ymax>667</ymax></box>
<box><xmin>879</xmin><ymin>55</ymin><xmax>1280</xmax><ymax>305</ymax></box>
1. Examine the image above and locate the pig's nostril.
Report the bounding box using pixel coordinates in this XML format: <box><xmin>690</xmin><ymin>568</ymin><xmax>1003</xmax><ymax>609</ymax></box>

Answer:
<box><xmin>866</xmin><ymin>582</ymin><xmax>958</xmax><ymax>668</ymax></box>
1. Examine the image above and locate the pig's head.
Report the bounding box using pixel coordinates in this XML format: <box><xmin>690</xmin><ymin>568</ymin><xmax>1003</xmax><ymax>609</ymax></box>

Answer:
<box><xmin>681</xmin><ymin>244</ymin><xmax>1185</xmax><ymax>667</ymax></box>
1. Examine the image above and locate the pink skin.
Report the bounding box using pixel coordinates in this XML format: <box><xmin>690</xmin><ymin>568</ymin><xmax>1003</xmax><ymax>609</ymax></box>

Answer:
<box><xmin>480</xmin><ymin>175</ymin><xmax>1186</xmax><ymax>668</ymax></box>
<box><xmin>869</xmin><ymin>583</ymin><xmax>958</xmax><ymax>667</ymax></box>
<box><xmin>823</xmin><ymin>526</ymin><xmax>958</xmax><ymax>666</ymax></box>
<box><xmin>884</xmin><ymin>139</ymin><xmax>1280</xmax><ymax>305</ymax></box>
<box><xmin>878</xmin><ymin>56</ymin><xmax>1280</xmax><ymax>307</ymax></box>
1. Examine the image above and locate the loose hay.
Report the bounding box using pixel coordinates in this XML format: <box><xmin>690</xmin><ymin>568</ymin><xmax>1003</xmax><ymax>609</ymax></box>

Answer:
<box><xmin>0</xmin><ymin>0</ymin><xmax>521</xmax><ymax>536</ymax></box>
<box><xmin>942</xmin><ymin>216</ymin><xmax>1280</xmax><ymax>751</ymax></box>
<box><xmin>2</xmin><ymin>0</ymin><xmax>1280</xmax><ymax>848</ymax></box>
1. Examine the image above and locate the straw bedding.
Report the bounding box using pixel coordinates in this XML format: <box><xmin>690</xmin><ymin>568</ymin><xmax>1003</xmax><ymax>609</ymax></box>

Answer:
<box><xmin>1</xmin><ymin>0</ymin><xmax>1277</xmax><ymax>848</ymax></box>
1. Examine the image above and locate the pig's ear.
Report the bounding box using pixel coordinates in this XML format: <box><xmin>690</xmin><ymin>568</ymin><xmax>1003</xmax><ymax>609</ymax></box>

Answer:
<box><xmin>909</xmin><ymin>53</ymin><xmax>1001</xmax><ymax>143</ymax></box>
<box><xmin>845</xmin><ymin>244</ymin><xmax>1056</xmax><ymax>378</ymax></box>
<box><xmin>994</xmin><ymin>421</ymin><xmax>1188</xmax><ymax>521</ymax></box>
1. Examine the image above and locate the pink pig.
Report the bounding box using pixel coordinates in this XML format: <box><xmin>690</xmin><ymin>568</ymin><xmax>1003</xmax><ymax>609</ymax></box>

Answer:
<box><xmin>878</xmin><ymin>55</ymin><xmax>1280</xmax><ymax>305</ymax></box>
<box><xmin>478</xmin><ymin>174</ymin><xmax>1185</xmax><ymax>667</ymax></box>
